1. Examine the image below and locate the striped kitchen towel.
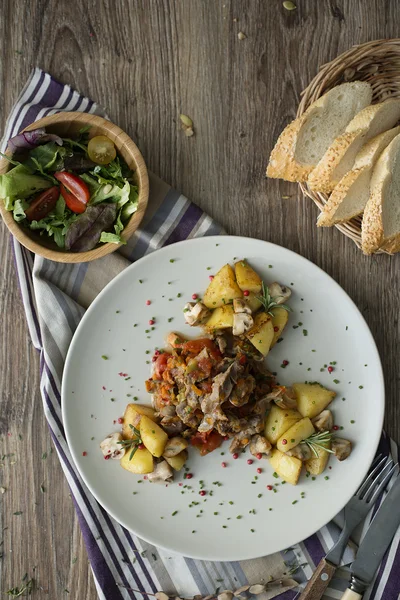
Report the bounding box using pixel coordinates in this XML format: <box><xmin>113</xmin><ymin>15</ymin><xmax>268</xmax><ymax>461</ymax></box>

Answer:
<box><xmin>2</xmin><ymin>68</ymin><xmax>400</xmax><ymax>600</ymax></box>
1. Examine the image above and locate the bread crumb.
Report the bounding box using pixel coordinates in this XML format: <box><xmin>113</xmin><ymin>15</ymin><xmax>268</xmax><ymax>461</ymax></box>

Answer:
<box><xmin>238</xmin><ymin>31</ymin><xmax>246</xmax><ymax>40</ymax></box>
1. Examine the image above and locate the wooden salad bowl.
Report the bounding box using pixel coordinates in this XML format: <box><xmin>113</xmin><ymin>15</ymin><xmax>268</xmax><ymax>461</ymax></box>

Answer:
<box><xmin>0</xmin><ymin>111</ymin><xmax>149</xmax><ymax>263</ymax></box>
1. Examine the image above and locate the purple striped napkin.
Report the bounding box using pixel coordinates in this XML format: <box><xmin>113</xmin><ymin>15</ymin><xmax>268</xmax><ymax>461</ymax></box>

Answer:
<box><xmin>3</xmin><ymin>68</ymin><xmax>400</xmax><ymax>600</ymax></box>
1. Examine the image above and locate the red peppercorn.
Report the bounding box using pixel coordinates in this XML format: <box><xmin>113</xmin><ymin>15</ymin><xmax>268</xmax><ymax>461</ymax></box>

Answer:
<box><xmin>186</xmin><ymin>473</ymin><xmax>193</xmax><ymax>479</ymax></box>
<box><xmin>138</xmin><ymin>444</ymin><xmax>145</xmax><ymax>450</ymax></box>
<box><xmin>274</xmin><ymin>326</ymin><xmax>279</xmax><ymax>332</ymax></box>
<box><xmin>282</xmin><ymin>360</ymin><xmax>289</xmax><ymax>366</ymax></box>
<box><xmin>117</xmin><ymin>417</ymin><xmax>123</xmax><ymax>424</ymax></box>
<box><xmin>257</xmin><ymin>468</ymin><xmax>262</xmax><ymax>474</ymax></box>
<box><xmin>82</xmin><ymin>451</ymin><xmax>87</xmax><ymax>456</ymax></box>
<box><xmin>152</xmin><ymin>356</ymin><xmax>157</xmax><ymax>362</ymax></box>
<box><xmin>192</xmin><ymin>294</ymin><xmax>198</xmax><ymax>300</ymax></box>
<box><xmin>233</xmin><ymin>453</ymin><xmax>239</xmax><ymax>459</ymax></box>
<box><xmin>209</xmin><ymin>275</ymin><xmax>214</xmax><ymax>281</ymax></box>
<box><xmin>199</xmin><ymin>490</ymin><xmax>206</xmax><ymax>496</ymax></box>
<box><xmin>333</xmin><ymin>425</ymin><xmax>339</xmax><ymax>431</ymax></box>
<box><xmin>221</xmin><ymin>462</ymin><xmax>227</xmax><ymax>468</ymax></box>
<box><xmin>243</xmin><ymin>290</ymin><xmax>250</xmax><ymax>297</ymax></box>
<box><xmin>256</xmin><ymin>453</ymin><xmax>262</xmax><ymax>460</ymax></box>
<box><xmin>149</xmin><ymin>319</ymin><xmax>155</xmax><ymax>325</ymax></box>
<box><xmin>154</xmin><ymin>350</ymin><xmax>160</xmax><ymax>356</ymax></box>
<box><xmin>281</xmin><ymin>439</ymin><xmax>287</xmax><ymax>445</ymax></box>
<box><xmin>267</xmin><ymin>485</ymin><xmax>273</xmax><ymax>490</ymax></box>
<box><xmin>328</xmin><ymin>366</ymin><xmax>334</xmax><ymax>373</ymax></box>
<box><xmin>179</xmin><ymin>482</ymin><xmax>183</xmax><ymax>486</ymax></box>
<box><xmin>104</xmin><ymin>454</ymin><xmax>110</xmax><ymax>460</ymax></box>
<box><xmin>146</xmin><ymin>300</ymin><xmax>151</xmax><ymax>305</ymax></box>
<box><xmin>223</xmin><ymin>436</ymin><xmax>229</xmax><ymax>441</ymax></box>
<box><xmin>247</xmin><ymin>459</ymin><xmax>253</xmax><ymax>465</ymax></box>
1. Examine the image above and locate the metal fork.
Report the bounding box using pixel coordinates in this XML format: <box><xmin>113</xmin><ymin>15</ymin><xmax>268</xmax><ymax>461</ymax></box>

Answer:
<box><xmin>299</xmin><ymin>455</ymin><xmax>398</xmax><ymax>600</ymax></box>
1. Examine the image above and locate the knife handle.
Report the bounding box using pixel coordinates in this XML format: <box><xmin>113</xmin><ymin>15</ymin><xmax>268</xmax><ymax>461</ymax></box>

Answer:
<box><xmin>299</xmin><ymin>558</ymin><xmax>337</xmax><ymax>600</ymax></box>
<box><xmin>341</xmin><ymin>590</ymin><xmax>362</xmax><ymax>600</ymax></box>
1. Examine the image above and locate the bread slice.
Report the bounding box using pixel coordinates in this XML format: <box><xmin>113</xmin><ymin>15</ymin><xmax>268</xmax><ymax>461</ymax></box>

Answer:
<box><xmin>362</xmin><ymin>133</ymin><xmax>400</xmax><ymax>254</ymax></box>
<box><xmin>266</xmin><ymin>82</ymin><xmax>372</xmax><ymax>182</ymax></box>
<box><xmin>317</xmin><ymin>126</ymin><xmax>400</xmax><ymax>226</ymax></box>
<box><xmin>308</xmin><ymin>99</ymin><xmax>400</xmax><ymax>193</ymax></box>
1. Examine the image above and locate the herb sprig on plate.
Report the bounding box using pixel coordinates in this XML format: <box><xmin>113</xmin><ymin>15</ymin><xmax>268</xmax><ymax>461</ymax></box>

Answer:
<box><xmin>117</xmin><ymin>425</ymin><xmax>143</xmax><ymax>460</ymax></box>
<box><xmin>257</xmin><ymin>282</ymin><xmax>291</xmax><ymax>316</ymax></box>
<box><xmin>303</xmin><ymin>431</ymin><xmax>334</xmax><ymax>458</ymax></box>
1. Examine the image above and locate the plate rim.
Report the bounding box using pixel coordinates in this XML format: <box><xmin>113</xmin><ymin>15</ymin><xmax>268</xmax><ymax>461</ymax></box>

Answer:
<box><xmin>62</xmin><ymin>235</ymin><xmax>385</xmax><ymax>561</ymax></box>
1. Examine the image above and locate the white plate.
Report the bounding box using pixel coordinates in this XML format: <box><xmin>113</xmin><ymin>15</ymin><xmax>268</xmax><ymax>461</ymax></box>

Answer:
<box><xmin>62</xmin><ymin>236</ymin><xmax>384</xmax><ymax>561</ymax></box>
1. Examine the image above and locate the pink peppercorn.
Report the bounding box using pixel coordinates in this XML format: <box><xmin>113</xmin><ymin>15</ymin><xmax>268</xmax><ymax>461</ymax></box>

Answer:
<box><xmin>117</xmin><ymin>417</ymin><xmax>123</xmax><ymax>424</ymax></box>
<box><xmin>267</xmin><ymin>485</ymin><xmax>273</xmax><ymax>490</ymax></box>
<box><xmin>257</xmin><ymin>468</ymin><xmax>262</xmax><ymax>474</ymax></box>
<box><xmin>179</xmin><ymin>482</ymin><xmax>183</xmax><ymax>486</ymax></box>
<box><xmin>146</xmin><ymin>300</ymin><xmax>151</xmax><ymax>305</ymax></box>
<box><xmin>186</xmin><ymin>473</ymin><xmax>193</xmax><ymax>479</ymax></box>
<box><xmin>138</xmin><ymin>444</ymin><xmax>145</xmax><ymax>450</ymax></box>
<box><xmin>233</xmin><ymin>453</ymin><xmax>239</xmax><ymax>459</ymax></box>
<box><xmin>243</xmin><ymin>290</ymin><xmax>250</xmax><ymax>297</ymax></box>
<box><xmin>221</xmin><ymin>462</ymin><xmax>227</xmax><ymax>468</ymax></box>
<box><xmin>152</xmin><ymin>356</ymin><xmax>157</xmax><ymax>362</ymax></box>
<box><xmin>282</xmin><ymin>360</ymin><xmax>289</xmax><ymax>366</ymax></box>
<box><xmin>328</xmin><ymin>366</ymin><xmax>334</xmax><ymax>373</ymax></box>
<box><xmin>192</xmin><ymin>294</ymin><xmax>198</xmax><ymax>300</ymax></box>
<box><xmin>154</xmin><ymin>350</ymin><xmax>160</xmax><ymax>356</ymax></box>
<box><xmin>256</xmin><ymin>453</ymin><xmax>262</xmax><ymax>460</ymax></box>
<box><xmin>149</xmin><ymin>319</ymin><xmax>155</xmax><ymax>325</ymax></box>
<box><xmin>281</xmin><ymin>439</ymin><xmax>287</xmax><ymax>445</ymax></box>
<box><xmin>333</xmin><ymin>425</ymin><xmax>339</xmax><ymax>431</ymax></box>
<box><xmin>199</xmin><ymin>490</ymin><xmax>206</xmax><ymax>496</ymax></box>
<box><xmin>104</xmin><ymin>454</ymin><xmax>110</xmax><ymax>460</ymax></box>
<box><xmin>209</xmin><ymin>275</ymin><xmax>214</xmax><ymax>281</ymax></box>
<box><xmin>82</xmin><ymin>451</ymin><xmax>87</xmax><ymax>456</ymax></box>
<box><xmin>274</xmin><ymin>326</ymin><xmax>279</xmax><ymax>332</ymax></box>
<box><xmin>247</xmin><ymin>459</ymin><xmax>253</xmax><ymax>465</ymax></box>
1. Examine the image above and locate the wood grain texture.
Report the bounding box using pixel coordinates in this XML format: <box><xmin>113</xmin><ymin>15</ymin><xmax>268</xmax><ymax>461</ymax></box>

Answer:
<box><xmin>1</xmin><ymin>0</ymin><xmax>400</xmax><ymax>597</ymax></box>
<box><xmin>299</xmin><ymin>558</ymin><xmax>337</xmax><ymax>600</ymax></box>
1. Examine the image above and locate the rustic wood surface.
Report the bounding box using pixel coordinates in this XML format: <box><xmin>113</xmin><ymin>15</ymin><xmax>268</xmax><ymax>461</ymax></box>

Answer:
<box><xmin>1</xmin><ymin>0</ymin><xmax>400</xmax><ymax>597</ymax></box>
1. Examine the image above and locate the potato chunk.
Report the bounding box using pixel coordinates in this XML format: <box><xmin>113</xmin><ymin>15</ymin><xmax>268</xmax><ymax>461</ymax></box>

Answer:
<box><xmin>164</xmin><ymin>450</ymin><xmax>188</xmax><ymax>471</ymax></box>
<box><xmin>265</xmin><ymin>405</ymin><xmax>302</xmax><ymax>445</ymax></box>
<box><xmin>305</xmin><ymin>444</ymin><xmax>331</xmax><ymax>475</ymax></box>
<box><xmin>270</xmin><ymin>307</ymin><xmax>289</xmax><ymax>347</ymax></box>
<box><xmin>139</xmin><ymin>415</ymin><xmax>168</xmax><ymax>457</ymax></box>
<box><xmin>269</xmin><ymin>449</ymin><xmax>302</xmax><ymax>485</ymax></box>
<box><xmin>234</xmin><ymin>260</ymin><xmax>262</xmax><ymax>293</ymax></box>
<box><xmin>203</xmin><ymin>264</ymin><xmax>243</xmax><ymax>308</ymax></box>
<box><xmin>205</xmin><ymin>305</ymin><xmax>234</xmax><ymax>331</ymax></box>
<box><xmin>120</xmin><ymin>447</ymin><xmax>154</xmax><ymax>474</ymax></box>
<box><xmin>243</xmin><ymin>292</ymin><xmax>263</xmax><ymax>313</ymax></box>
<box><xmin>293</xmin><ymin>383</ymin><xmax>336</xmax><ymax>418</ymax></box>
<box><xmin>246</xmin><ymin>312</ymin><xmax>274</xmax><ymax>356</ymax></box>
<box><xmin>277</xmin><ymin>417</ymin><xmax>315</xmax><ymax>452</ymax></box>
<box><xmin>122</xmin><ymin>404</ymin><xmax>157</xmax><ymax>439</ymax></box>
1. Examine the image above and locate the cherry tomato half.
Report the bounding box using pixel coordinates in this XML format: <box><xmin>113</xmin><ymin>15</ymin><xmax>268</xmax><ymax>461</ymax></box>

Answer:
<box><xmin>54</xmin><ymin>172</ymin><xmax>90</xmax><ymax>214</ymax></box>
<box><xmin>87</xmin><ymin>135</ymin><xmax>116</xmax><ymax>165</ymax></box>
<box><xmin>25</xmin><ymin>186</ymin><xmax>60</xmax><ymax>222</ymax></box>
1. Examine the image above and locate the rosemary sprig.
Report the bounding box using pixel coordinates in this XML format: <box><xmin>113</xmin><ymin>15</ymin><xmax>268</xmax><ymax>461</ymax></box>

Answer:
<box><xmin>304</xmin><ymin>431</ymin><xmax>335</xmax><ymax>458</ymax></box>
<box><xmin>117</xmin><ymin>424</ymin><xmax>142</xmax><ymax>460</ymax></box>
<box><xmin>257</xmin><ymin>282</ymin><xmax>291</xmax><ymax>316</ymax></box>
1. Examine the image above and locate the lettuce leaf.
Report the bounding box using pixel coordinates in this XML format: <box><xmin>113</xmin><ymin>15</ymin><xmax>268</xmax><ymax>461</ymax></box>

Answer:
<box><xmin>0</xmin><ymin>164</ymin><xmax>52</xmax><ymax>210</ymax></box>
<box><xmin>13</xmin><ymin>199</ymin><xmax>29</xmax><ymax>222</ymax></box>
<box><xmin>29</xmin><ymin>199</ymin><xmax>77</xmax><ymax>248</ymax></box>
<box><xmin>99</xmin><ymin>232</ymin><xmax>126</xmax><ymax>244</ymax></box>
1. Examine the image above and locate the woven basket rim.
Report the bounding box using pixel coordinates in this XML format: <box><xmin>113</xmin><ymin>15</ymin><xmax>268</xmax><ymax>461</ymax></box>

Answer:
<box><xmin>296</xmin><ymin>37</ymin><xmax>400</xmax><ymax>255</ymax></box>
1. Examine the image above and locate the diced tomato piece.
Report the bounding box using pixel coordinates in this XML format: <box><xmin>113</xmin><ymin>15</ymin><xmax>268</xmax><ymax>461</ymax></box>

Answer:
<box><xmin>191</xmin><ymin>430</ymin><xmax>223</xmax><ymax>456</ymax></box>
<box><xmin>182</xmin><ymin>339</ymin><xmax>221</xmax><ymax>361</ymax></box>
<box><xmin>153</xmin><ymin>352</ymin><xmax>170</xmax><ymax>379</ymax></box>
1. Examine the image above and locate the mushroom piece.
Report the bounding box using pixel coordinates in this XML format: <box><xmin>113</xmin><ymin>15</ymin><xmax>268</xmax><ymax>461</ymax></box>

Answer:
<box><xmin>233</xmin><ymin>298</ymin><xmax>252</xmax><ymax>314</ymax></box>
<box><xmin>147</xmin><ymin>460</ymin><xmax>174</xmax><ymax>483</ymax></box>
<box><xmin>269</xmin><ymin>386</ymin><xmax>298</xmax><ymax>410</ymax></box>
<box><xmin>215</xmin><ymin>334</ymin><xmax>228</xmax><ymax>354</ymax></box>
<box><xmin>287</xmin><ymin>443</ymin><xmax>313</xmax><ymax>461</ymax></box>
<box><xmin>268</xmin><ymin>282</ymin><xmax>291</xmax><ymax>305</ymax></box>
<box><xmin>183</xmin><ymin>301</ymin><xmax>210</xmax><ymax>326</ymax></box>
<box><xmin>99</xmin><ymin>432</ymin><xmax>125</xmax><ymax>460</ymax></box>
<box><xmin>163</xmin><ymin>436</ymin><xmax>189</xmax><ymax>458</ymax></box>
<box><xmin>249</xmin><ymin>434</ymin><xmax>272</xmax><ymax>457</ymax></box>
<box><xmin>312</xmin><ymin>409</ymin><xmax>333</xmax><ymax>432</ymax></box>
<box><xmin>232</xmin><ymin>312</ymin><xmax>254</xmax><ymax>336</ymax></box>
<box><xmin>332</xmin><ymin>438</ymin><xmax>352</xmax><ymax>461</ymax></box>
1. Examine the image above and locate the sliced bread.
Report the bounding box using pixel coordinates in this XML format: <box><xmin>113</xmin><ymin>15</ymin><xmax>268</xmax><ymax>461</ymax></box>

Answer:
<box><xmin>317</xmin><ymin>126</ymin><xmax>400</xmax><ymax>226</ymax></box>
<box><xmin>308</xmin><ymin>99</ymin><xmax>400</xmax><ymax>193</ymax></box>
<box><xmin>362</xmin><ymin>133</ymin><xmax>400</xmax><ymax>254</ymax></box>
<box><xmin>266</xmin><ymin>82</ymin><xmax>372</xmax><ymax>182</ymax></box>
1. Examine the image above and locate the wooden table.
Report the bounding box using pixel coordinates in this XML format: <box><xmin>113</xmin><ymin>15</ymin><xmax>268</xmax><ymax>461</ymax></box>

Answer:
<box><xmin>1</xmin><ymin>0</ymin><xmax>399</xmax><ymax>596</ymax></box>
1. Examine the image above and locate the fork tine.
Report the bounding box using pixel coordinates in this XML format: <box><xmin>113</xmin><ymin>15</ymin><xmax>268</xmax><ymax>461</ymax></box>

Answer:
<box><xmin>356</xmin><ymin>455</ymin><xmax>389</xmax><ymax>497</ymax></box>
<box><xmin>364</xmin><ymin>462</ymin><xmax>398</xmax><ymax>503</ymax></box>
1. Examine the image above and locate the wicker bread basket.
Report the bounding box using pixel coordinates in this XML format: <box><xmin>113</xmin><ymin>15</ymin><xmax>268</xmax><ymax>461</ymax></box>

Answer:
<box><xmin>297</xmin><ymin>38</ymin><xmax>400</xmax><ymax>254</ymax></box>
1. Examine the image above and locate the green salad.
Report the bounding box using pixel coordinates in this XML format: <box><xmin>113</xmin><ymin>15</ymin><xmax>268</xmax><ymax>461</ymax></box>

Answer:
<box><xmin>0</xmin><ymin>126</ymin><xmax>139</xmax><ymax>252</ymax></box>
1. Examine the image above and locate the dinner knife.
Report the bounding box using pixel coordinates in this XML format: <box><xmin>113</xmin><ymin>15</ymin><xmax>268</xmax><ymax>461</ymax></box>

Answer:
<box><xmin>341</xmin><ymin>472</ymin><xmax>400</xmax><ymax>600</ymax></box>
